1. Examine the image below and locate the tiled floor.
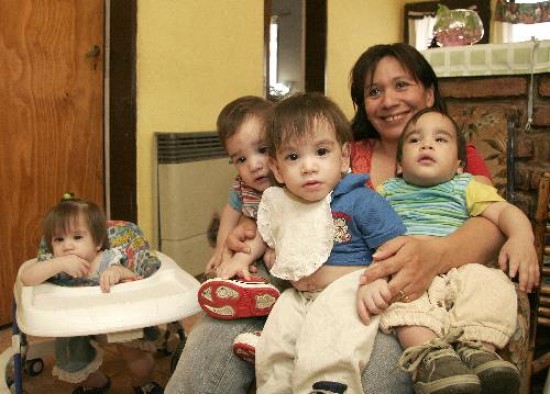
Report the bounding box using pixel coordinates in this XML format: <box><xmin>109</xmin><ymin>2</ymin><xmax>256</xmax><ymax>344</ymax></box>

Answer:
<box><xmin>0</xmin><ymin>314</ymin><xmax>201</xmax><ymax>393</ymax></box>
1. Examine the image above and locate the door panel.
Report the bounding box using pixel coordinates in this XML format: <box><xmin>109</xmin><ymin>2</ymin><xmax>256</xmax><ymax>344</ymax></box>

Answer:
<box><xmin>0</xmin><ymin>1</ymin><xmax>104</xmax><ymax>325</ymax></box>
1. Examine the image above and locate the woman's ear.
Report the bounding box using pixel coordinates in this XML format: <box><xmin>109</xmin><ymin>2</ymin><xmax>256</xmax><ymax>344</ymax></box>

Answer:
<box><xmin>269</xmin><ymin>157</ymin><xmax>285</xmax><ymax>184</ymax></box>
<box><xmin>426</xmin><ymin>85</ymin><xmax>435</xmax><ymax>108</ymax></box>
<box><xmin>341</xmin><ymin>142</ymin><xmax>351</xmax><ymax>173</ymax></box>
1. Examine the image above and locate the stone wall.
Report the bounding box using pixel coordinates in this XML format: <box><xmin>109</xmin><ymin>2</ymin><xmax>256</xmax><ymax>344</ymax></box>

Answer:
<box><xmin>439</xmin><ymin>73</ymin><xmax>550</xmax><ymax>218</ymax></box>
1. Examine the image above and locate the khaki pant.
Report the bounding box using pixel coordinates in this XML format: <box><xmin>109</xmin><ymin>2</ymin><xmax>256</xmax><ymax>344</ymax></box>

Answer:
<box><xmin>381</xmin><ymin>263</ymin><xmax>517</xmax><ymax>348</ymax></box>
<box><xmin>256</xmin><ymin>269</ymin><xmax>379</xmax><ymax>394</ymax></box>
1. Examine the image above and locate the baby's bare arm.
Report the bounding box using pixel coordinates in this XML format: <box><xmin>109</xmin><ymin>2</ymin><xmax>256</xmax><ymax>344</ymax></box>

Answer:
<box><xmin>482</xmin><ymin>201</ymin><xmax>539</xmax><ymax>291</ymax></box>
<box><xmin>20</xmin><ymin>255</ymin><xmax>91</xmax><ymax>286</ymax></box>
<box><xmin>205</xmin><ymin>204</ymin><xmax>243</xmax><ymax>274</ymax></box>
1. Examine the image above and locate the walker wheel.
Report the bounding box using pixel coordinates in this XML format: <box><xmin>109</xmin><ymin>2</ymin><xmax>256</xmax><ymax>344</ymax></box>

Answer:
<box><xmin>24</xmin><ymin>358</ymin><xmax>44</xmax><ymax>376</ymax></box>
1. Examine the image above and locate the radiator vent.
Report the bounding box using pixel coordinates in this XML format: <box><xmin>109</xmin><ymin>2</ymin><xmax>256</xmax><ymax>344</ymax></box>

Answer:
<box><xmin>156</xmin><ymin>132</ymin><xmax>227</xmax><ymax>164</ymax></box>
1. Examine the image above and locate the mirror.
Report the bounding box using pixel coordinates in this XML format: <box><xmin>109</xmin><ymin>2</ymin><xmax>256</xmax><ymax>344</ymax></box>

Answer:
<box><xmin>265</xmin><ymin>0</ymin><xmax>326</xmax><ymax>100</ymax></box>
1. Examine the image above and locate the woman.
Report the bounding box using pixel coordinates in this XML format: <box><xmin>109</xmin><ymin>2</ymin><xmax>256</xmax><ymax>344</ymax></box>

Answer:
<box><xmin>166</xmin><ymin>43</ymin><xmax>535</xmax><ymax>394</ymax></box>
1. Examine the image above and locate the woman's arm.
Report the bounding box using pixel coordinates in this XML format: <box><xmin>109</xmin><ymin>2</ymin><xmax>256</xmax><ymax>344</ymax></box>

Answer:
<box><xmin>361</xmin><ymin>217</ymin><xmax>505</xmax><ymax>301</ymax></box>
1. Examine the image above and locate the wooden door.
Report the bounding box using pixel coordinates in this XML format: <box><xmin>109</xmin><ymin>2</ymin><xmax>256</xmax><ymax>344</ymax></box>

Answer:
<box><xmin>0</xmin><ymin>1</ymin><xmax>104</xmax><ymax>325</ymax></box>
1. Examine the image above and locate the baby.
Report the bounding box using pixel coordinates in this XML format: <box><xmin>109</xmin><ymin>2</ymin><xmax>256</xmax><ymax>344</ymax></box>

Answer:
<box><xmin>253</xmin><ymin>92</ymin><xmax>406</xmax><ymax>394</ymax></box>
<box><xmin>357</xmin><ymin>108</ymin><xmax>538</xmax><ymax>394</ymax></box>
<box><xmin>21</xmin><ymin>195</ymin><xmax>163</xmax><ymax>394</ymax></box>
<box><xmin>198</xmin><ymin>96</ymin><xmax>281</xmax><ymax>321</ymax></box>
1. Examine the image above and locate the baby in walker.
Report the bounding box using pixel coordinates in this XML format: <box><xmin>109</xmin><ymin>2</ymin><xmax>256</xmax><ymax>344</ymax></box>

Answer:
<box><xmin>20</xmin><ymin>194</ymin><xmax>164</xmax><ymax>394</ymax></box>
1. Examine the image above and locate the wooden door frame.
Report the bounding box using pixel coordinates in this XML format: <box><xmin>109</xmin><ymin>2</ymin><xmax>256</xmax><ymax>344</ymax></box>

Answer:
<box><xmin>263</xmin><ymin>0</ymin><xmax>327</xmax><ymax>97</ymax></box>
<box><xmin>109</xmin><ymin>0</ymin><xmax>137</xmax><ymax>222</ymax></box>
<box><xmin>110</xmin><ymin>1</ymin><xmax>326</xmax><ymax>221</ymax></box>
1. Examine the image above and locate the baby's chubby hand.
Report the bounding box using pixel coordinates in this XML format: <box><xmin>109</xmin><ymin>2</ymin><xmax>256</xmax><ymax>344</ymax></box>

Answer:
<box><xmin>498</xmin><ymin>235</ymin><xmax>539</xmax><ymax>293</ymax></box>
<box><xmin>356</xmin><ymin>278</ymin><xmax>392</xmax><ymax>325</ymax></box>
<box><xmin>99</xmin><ymin>266</ymin><xmax>124</xmax><ymax>293</ymax></box>
<box><xmin>216</xmin><ymin>253</ymin><xmax>256</xmax><ymax>280</ymax></box>
<box><xmin>58</xmin><ymin>255</ymin><xmax>91</xmax><ymax>278</ymax></box>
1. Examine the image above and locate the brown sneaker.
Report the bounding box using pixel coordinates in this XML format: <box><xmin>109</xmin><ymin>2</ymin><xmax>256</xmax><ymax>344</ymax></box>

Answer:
<box><xmin>400</xmin><ymin>341</ymin><xmax>480</xmax><ymax>394</ymax></box>
<box><xmin>455</xmin><ymin>343</ymin><xmax>520</xmax><ymax>394</ymax></box>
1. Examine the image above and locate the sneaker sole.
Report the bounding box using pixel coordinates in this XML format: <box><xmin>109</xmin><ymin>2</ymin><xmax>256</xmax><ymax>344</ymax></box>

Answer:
<box><xmin>233</xmin><ymin>342</ymin><xmax>256</xmax><ymax>363</ymax></box>
<box><xmin>476</xmin><ymin>362</ymin><xmax>520</xmax><ymax>394</ymax></box>
<box><xmin>198</xmin><ymin>279</ymin><xmax>280</xmax><ymax>320</ymax></box>
<box><xmin>414</xmin><ymin>374</ymin><xmax>481</xmax><ymax>394</ymax></box>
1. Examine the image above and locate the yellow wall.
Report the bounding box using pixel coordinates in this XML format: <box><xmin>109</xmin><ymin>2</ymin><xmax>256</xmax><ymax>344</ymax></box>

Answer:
<box><xmin>326</xmin><ymin>0</ymin><xmax>407</xmax><ymax>119</ymax></box>
<box><xmin>136</xmin><ymin>1</ymin><xmax>408</xmax><ymax>242</ymax></box>
<box><xmin>136</xmin><ymin>1</ymin><xmax>265</xmax><ymax>243</ymax></box>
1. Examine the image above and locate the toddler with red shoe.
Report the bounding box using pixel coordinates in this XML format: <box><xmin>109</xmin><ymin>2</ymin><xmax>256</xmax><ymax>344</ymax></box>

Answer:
<box><xmin>198</xmin><ymin>96</ymin><xmax>284</xmax><ymax>331</ymax></box>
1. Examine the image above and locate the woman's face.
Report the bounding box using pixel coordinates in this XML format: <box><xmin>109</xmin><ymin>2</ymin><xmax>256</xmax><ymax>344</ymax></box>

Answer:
<box><xmin>363</xmin><ymin>56</ymin><xmax>435</xmax><ymax>142</ymax></box>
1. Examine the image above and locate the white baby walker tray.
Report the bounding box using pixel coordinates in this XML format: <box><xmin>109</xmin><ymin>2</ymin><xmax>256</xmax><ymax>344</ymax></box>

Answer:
<box><xmin>1</xmin><ymin>251</ymin><xmax>201</xmax><ymax>393</ymax></box>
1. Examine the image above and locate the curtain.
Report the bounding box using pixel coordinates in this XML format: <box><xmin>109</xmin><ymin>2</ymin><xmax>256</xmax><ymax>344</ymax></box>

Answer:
<box><xmin>495</xmin><ymin>0</ymin><xmax>550</xmax><ymax>23</ymax></box>
<box><xmin>407</xmin><ymin>11</ymin><xmax>437</xmax><ymax>49</ymax></box>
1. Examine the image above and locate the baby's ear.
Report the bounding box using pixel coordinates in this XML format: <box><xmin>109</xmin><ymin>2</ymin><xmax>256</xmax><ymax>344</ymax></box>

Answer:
<box><xmin>456</xmin><ymin>159</ymin><xmax>465</xmax><ymax>174</ymax></box>
<box><xmin>268</xmin><ymin>157</ymin><xmax>285</xmax><ymax>184</ymax></box>
<box><xmin>396</xmin><ymin>163</ymin><xmax>403</xmax><ymax>176</ymax></box>
<box><xmin>341</xmin><ymin>142</ymin><xmax>351</xmax><ymax>173</ymax></box>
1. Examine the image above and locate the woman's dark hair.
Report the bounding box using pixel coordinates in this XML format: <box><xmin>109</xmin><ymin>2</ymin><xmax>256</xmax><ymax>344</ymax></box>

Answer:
<box><xmin>43</xmin><ymin>196</ymin><xmax>109</xmax><ymax>253</ymax></box>
<box><xmin>350</xmin><ymin>43</ymin><xmax>446</xmax><ymax>141</ymax></box>
<box><xmin>397</xmin><ymin>108</ymin><xmax>467</xmax><ymax>168</ymax></box>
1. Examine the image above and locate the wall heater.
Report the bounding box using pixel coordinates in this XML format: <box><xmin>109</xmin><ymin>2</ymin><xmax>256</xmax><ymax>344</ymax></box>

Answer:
<box><xmin>156</xmin><ymin>132</ymin><xmax>234</xmax><ymax>276</ymax></box>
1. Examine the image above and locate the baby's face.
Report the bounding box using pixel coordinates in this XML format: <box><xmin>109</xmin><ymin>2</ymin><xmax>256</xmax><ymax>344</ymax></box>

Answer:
<box><xmin>270</xmin><ymin>120</ymin><xmax>350</xmax><ymax>202</ymax></box>
<box><xmin>51</xmin><ymin>214</ymin><xmax>99</xmax><ymax>262</ymax></box>
<box><xmin>226</xmin><ymin>116</ymin><xmax>272</xmax><ymax>192</ymax></box>
<box><xmin>399</xmin><ymin>111</ymin><xmax>462</xmax><ymax>186</ymax></box>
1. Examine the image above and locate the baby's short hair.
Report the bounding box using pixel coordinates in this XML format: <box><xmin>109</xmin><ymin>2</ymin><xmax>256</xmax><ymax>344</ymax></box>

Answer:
<box><xmin>216</xmin><ymin>96</ymin><xmax>274</xmax><ymax>151</ymax></box>
<box><xmin>267</xmin><ymin>92</ymin><xmax>351</xmax><ymax>157</ymax></box>
<box><xmin>42</xmin><ymin>195</ymin><xmax>109</xmax><ymax>253</ymax></box>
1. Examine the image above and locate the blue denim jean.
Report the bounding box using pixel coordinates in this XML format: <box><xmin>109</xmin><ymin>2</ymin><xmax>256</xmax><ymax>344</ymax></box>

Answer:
<box><xmin>165</xmin><ymin>262</ymin><xmax>412</xmax><ymax>394</ymax></box>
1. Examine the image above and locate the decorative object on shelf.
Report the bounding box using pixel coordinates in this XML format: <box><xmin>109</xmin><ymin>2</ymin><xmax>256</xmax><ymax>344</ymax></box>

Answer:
<box><xmin>433</xmin><ymin>5</ymin><xmax>484</xmax><ymax>47</ymax></box>
<box><xmin>495</xmin><ymin>0</ymin><xmax>550</xmax><ymax>24</ymax></box>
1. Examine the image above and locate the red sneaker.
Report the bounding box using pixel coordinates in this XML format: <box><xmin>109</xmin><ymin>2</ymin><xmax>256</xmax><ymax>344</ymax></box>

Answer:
<box><xmin>198</xmin><ymin>277</ymin><xmax>280</xmax><ymax>320</ymax></box>
<box><xmin>233</xmin><ymin>331</ymin><xmax>261</xmax><ymax>363</ymax></box>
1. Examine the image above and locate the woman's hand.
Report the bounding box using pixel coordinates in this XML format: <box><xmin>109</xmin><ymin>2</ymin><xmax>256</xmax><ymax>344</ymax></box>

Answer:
<box><xmin>359</xmin><ymin>236</ymin><xmax>442</xmax><ymax>303</ymax></box>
